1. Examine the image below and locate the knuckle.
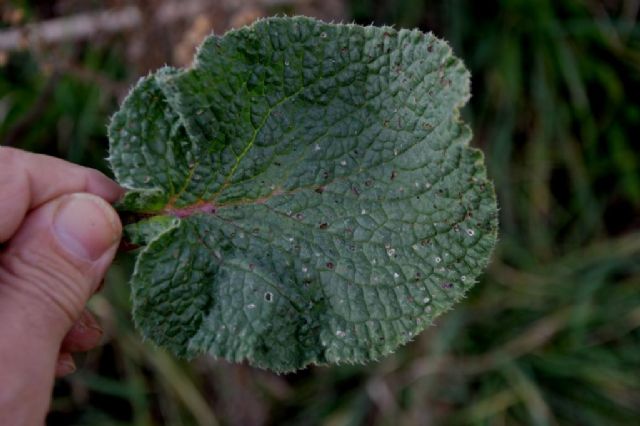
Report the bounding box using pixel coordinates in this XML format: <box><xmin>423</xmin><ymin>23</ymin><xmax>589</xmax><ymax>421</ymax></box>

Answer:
<box><xmin>0</xmin><ymin>148</ymin><xmax>27</xmax><ymax>195</ymax></box>
<box><xmin>0</xmin><ymin>150</ymin><xmax>28</xmax><ymax>242</ymax></box>
<box><xmin>0</xmin><ymin>247</ymin><xmax>87</xmax><ymax>324</ymax></box>
<box><xmin>0</xmin><ymin>148</ymin><xmax>19</xmax><ymax>184</ymax></box>
<box><xmin>0</xmin><ymin>146</ymin><xmax>20</xmax><ymax>164</ymax></box>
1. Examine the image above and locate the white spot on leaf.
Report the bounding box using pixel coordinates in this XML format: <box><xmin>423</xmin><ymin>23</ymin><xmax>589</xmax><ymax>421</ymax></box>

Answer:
<box><xmin>385</xmin><ymin>244</ymin><xmax>396</xmax><ymax>257</ymax></box>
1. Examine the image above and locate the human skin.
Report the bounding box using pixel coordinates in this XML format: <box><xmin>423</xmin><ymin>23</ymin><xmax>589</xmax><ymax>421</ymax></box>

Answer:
<box><xmin>0</xmin><ymin>147</ymin><xmax>123</xmax><ymax>425</ymax></box>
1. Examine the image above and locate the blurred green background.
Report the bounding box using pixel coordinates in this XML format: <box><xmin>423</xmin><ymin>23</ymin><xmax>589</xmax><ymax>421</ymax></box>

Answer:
<box><xmin>1</xmin><ymin>0</ymin><xmax>639</xmax><ymax>425</ymax></box>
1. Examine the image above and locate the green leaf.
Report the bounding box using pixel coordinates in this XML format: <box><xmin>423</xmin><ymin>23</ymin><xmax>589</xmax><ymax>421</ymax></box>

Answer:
<box><xmin>108</xmin><ymin>17</ymin><xmax>498</xmax><ymax>372</ymax></box>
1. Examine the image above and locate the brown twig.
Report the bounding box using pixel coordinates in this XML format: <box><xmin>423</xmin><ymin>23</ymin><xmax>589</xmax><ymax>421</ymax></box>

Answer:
<box><xmin>0</xmin><ymin>1</ymin><xmax>212</xmax><ymax>52</ymax></box>
<box><xmin>402</xmin><ymin>308</ymin><xmax>572</xmax><ymax>385</ymax></box>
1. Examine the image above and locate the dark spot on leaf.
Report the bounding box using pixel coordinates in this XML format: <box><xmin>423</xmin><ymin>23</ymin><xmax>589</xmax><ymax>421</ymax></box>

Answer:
<box><xmin>365</xmin><ymin>179</ymin><xmax>373</xmax><ymax>187</ymax></box>
<box><xmin>326</xmin><ymin>262</ymin><xmax>334</xmax><ymax>269</ymax></box>
<box><xmin>315</xmin><ymin>186</ymin><xmax>325</xmax><ymax>193</ymax></box>
<box><xmin>441</xmin><ymin>282</ymin><xmax>453</xmax><ymax>289</ymax></box>
<box><xmin>249</xmin><ymin>264</ymin><xmax>255</xmax><ymax>271</ymax></box>
<box><xmin>319</xmin><ymin>223</ymin><xmax>328</xmax><ymax>230</ymax></box>
<box><xmin>295</xmin><ymin>213</ymin><xmax>305</xmax><ymax>220</ymax></box>
<box><xmin>390</xmin><ymin>170</ymin><xmax>397</xmax><ymax>180</ymax></box>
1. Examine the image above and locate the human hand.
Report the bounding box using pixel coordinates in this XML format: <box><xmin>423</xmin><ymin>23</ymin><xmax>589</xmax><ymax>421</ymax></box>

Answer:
<box><xmin>0</xmin><ymin>147</ymin><xmax>123</xmax><ymax>425</ymax></box>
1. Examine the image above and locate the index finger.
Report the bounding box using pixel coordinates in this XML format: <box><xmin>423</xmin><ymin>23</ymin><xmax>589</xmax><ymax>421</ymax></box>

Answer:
<box><xmin>0</xmin><ymin>147</ymin><xmax>123</xmax><ymax>243</ymax></box>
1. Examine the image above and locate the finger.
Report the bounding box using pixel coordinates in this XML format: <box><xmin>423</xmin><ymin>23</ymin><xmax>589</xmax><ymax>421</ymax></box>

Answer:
<box><xmin>0</xmin><ymin>193</ymin><xmax>122</xmax><ymax>338</ymax></box>
<box><xmin>0</xmin><ymin>193</ymin><xmax>121</xmax><ymax>423</ymax></box>
<box><xmin>0</xmin><ymin>147</ymin><xmax>123</xmax><ymax>242</ymax></box>
<box><xmin>55</xmin><ymin>352</ymin><xmax>76</xmax><ymax>377</ymax></box>
<box><xmin>61</xmin><ymin>309</ymin><xmax>104</xmax><ymax>353</ymax></box>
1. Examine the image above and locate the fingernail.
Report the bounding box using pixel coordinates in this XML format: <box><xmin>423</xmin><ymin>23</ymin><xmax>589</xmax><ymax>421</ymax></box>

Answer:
<box><xmin>53</xmin><ymin>194</ymin><xmax>122</xmax><ymax>261</ymax></box>
<box><xmin>77</xmin><ymin>310</ymin><xmax>104</xmax><ymax>335</ymax></box>
<box><xmin>57</xmin><ymin>354</ymin><xmax>76</xmax><ymax>376</ymax></box>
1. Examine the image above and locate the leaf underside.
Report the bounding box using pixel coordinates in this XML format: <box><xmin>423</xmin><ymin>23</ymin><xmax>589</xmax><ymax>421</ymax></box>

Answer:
<box><xmin>109</xmin><ymin>16</ymin><xmax>498</xmax><ymax>372</ymax></box>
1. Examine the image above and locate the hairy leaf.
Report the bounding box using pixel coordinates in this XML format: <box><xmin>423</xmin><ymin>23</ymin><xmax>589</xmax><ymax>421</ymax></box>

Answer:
<box><xmin>108</xmin><ymin>17</ymin><xmax>498</xmax><ymax>372</ymax></box>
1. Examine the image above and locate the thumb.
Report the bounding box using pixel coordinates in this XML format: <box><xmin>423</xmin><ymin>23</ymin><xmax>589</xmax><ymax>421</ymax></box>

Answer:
<box><xmin>0</xmin><ymin>193</ymin><xmax>122</xmax><ymax>338</ymax></box>
<box><xmin>0</xmin><ymin>193</ymin><xmax>121</xmax><ymax>425</ymax></box>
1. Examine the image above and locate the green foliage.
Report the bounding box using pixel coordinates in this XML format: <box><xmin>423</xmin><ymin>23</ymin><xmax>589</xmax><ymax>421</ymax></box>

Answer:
<box><xmin>108</xmin><ymin>17</ymin><xmax>498</xmax><ymax>371</ymax></box>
